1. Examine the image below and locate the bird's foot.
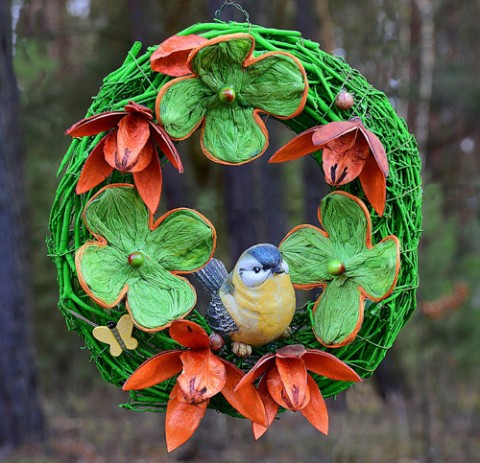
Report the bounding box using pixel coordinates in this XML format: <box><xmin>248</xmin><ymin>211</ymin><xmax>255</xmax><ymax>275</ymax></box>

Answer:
<box><xmin>279</xmin><ymin>327</ymin><xmax>292</xmax><ymax>339</ymax></box>
<box><xmin>232</xmin><ymin>342</ymin><xmax>252</xmax><ymax>357</ymax></box>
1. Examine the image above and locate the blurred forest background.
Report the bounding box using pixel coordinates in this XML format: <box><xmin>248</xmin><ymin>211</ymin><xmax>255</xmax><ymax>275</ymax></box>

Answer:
<box><xmin>1</xmin><ymin>0</ymin><xmax>479</xmax><ymax>462</ymax></box>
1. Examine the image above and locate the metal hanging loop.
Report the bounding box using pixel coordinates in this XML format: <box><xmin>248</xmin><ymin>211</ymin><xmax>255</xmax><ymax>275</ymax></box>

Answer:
<box><xmin>214</xmin><ymin>1</ymin><xmax>250</xmax><ymax>23</ymax></box>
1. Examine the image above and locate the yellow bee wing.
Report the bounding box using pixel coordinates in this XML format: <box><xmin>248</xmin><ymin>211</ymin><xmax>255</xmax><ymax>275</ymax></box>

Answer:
<box><xmin>116</xmin><ymin>314</ymin><xmax>139</xmax><ymax>350</ymax></box>
<box><xmin>92</xmin><ymin>326</ymin><xmax>122</xmax><ymax>357</ymax></box>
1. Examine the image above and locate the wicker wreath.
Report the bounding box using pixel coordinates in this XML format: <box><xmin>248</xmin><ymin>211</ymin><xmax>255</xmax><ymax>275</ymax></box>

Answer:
<box><xmin>48</xmin><ymin>20</ymin><xmax>422</xmax><ymax>446</ymax></box>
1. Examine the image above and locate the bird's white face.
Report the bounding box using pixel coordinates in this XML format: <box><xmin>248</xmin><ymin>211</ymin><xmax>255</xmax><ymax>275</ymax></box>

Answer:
<box><xmin>237</xmin><ymin>255</ymin><xmax>289</xmax><ymax>288</ymax></box>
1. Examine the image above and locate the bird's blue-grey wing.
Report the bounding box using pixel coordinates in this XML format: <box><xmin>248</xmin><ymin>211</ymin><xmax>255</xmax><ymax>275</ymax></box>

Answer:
<box><xmin>206</xmin><ymin>291</ymin><xmax>239</xmax><ymax>337</ymax></box>
<box><xmin>193</xmin><ymin>258</ymin><xmax>228</xmax><ymax>295</ymax></box>
<box><xmin>193</xmin><ymin>259</ymin><xmax>239</xmax><ymax>336</ymax></box>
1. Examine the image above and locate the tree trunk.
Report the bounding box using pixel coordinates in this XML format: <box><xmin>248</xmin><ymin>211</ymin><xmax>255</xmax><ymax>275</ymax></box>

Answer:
<box><xmin>0</xmin><ymin>0</ymin><xmax>44</xmax><ymax>454</ymax></box>
<box><xmin>408</xmin><ymin>0</ymin><xmax>435</xmax><ymax>166</ymax></box>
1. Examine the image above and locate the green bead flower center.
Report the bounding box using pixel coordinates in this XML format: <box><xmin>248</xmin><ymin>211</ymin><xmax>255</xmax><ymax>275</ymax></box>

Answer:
<box><xmin>218</xmin><ymin>86</ymin><xmax>236</xmax><ymax>103</ymax></box>
<box><xmin>128</xmin><ymin>251</ymin><xmax>145</xmax><ymax>268</ymax></box>
<box><xmin>328</xmin><ymin>260</ymin><xmax>345</xmax><ymax>276</ymax></box>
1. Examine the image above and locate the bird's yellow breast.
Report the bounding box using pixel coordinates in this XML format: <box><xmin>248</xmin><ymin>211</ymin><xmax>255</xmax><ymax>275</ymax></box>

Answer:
<box><xmin>220</xmin><ymin>272</ymin><xmax>296</xmax><ymax>346</ymax></box>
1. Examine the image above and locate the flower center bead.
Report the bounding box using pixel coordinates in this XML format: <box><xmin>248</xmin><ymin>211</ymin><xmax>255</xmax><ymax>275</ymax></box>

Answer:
<box><xmin>218</xmin><ymin>86</ymin><xmax>236</xmax><ymax>103</ymax></box>
<box><xmin>328</xmin><ymin>260</ymin><xmax>345</xmax><ymax>276</ymax></box>
<box><xmin>128</xmin><ymin>251</ymin><xmax>145</xmax><ymax>268</ymax></box>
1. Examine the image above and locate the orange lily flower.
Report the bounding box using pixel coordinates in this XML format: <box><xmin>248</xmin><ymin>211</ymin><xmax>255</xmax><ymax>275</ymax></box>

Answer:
<box><xmin>123</xmin><ymin>320</ymin><xmax>266</xmax><ymax>452</ymax></box>
<box><xmin>66</xmin><ymin>101</ymin><xmax>182</xmax><ymax>213</ymax></box>
<box><xmin>269</xmin><ymin>117</ymin><xmax>389</xmax><ymax>216</ymax></box>
<box><xmin>236</xmin><ymin>344</ymin><xmax>361</xmax><ymax>439</ymax></box>
<box><xmin>150</xmin><ymin>34</ymin><xmax>207</xmax><ymax>77</ymax></box>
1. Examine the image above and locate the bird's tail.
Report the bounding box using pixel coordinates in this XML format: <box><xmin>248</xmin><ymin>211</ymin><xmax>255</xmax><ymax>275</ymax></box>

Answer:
<box><xmin>193</xmin><ymin>258</ymin><xmax>228</xmax><ymax>295</ymax></box>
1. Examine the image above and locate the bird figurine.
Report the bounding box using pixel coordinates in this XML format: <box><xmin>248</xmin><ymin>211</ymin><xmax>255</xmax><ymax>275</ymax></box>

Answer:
<box><xmin>194</xmin><ymin>243</ymin><xmax>296</xmax><ymax>357</ymax></box>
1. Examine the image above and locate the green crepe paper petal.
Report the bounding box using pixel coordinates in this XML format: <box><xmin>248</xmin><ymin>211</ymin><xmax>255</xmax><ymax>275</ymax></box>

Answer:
<box><xmin>189</xmin><ymin>38</ymin><xmax>248</xmax><ymax>93</ymax></box>
<box><xmin>345</xmin><ymin>237</ymin><xmax>399</xmax><ymax>299</ymax></box>
<box><xmin>85</xmin><ymin>186</ymin><xmax>150</xmax><ymax>253</ymax></box>
<box><xmin>280</xmin><ymin>226</ymin><xmax>334</xmax><ymax>286</ymax></box>
<box><xmin>79</xmin><ymin>244</ymin><xmax>134</xmax><ymax>306</ymax></box>
<box><xmin>127</xmin><ymin>259</ymin><xmax>196</xmax><ymax>330</ymax></box>
<box><xmin>160</xmin><ymin>78</ymin><xmax>213</xmax><ymax>139</ymax></box>
<box><xmin>145</xmin><ymin>209</ymin><xmax>215</xmax><ymax>272</ymax></box>
<box><xmin>241</xmin><ymin>54</ymin><xmax>306</xmax><ymax>117</ymax></box>
<box><xmin>190</xmin><ymin>36</ymin><xmax>253</xmax><ymax>91</ymax></box>
<box><xmin>313</xmin><ymin>278</ymin><xmax>361</xmax><ymax>346</ymax></box>
<box><xmin>320</xmin><ymin>193</ymin><xmax>368</xmax><ymax>261</ymax></box>
<box><xmin>202</xmin><ymin>105</ymin><xmax>267</xmax><ymax>163</ymax></box>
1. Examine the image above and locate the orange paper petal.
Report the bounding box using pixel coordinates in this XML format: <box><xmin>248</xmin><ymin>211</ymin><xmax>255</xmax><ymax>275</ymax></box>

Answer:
<box><xmin>269</xmin><ymin>127</ymin><xmax>318</xmax><ymax>163</ymax></box>
<box><xmin>169</xmin><ymin>319</ymin><xmax>210</xmax><ymax>349</ymax></box>
<box><xmin>275</xmin><ymin>344</ymin><xmax>306</xmax><ymax>359</ymax></box>
<box><xmin>165</xmin><ymin>384</ymin><xmax>208</xmax><ymax>452</ymax></box>
<box><xmin>116</xmin><ymin>114</ymin><xmax>150</xmax><ymax>170</ymax></box>
<box><xmin>252</xmin><ymin>374</ymin><xmax>279</xmax><ymax>440</ymax></box>
<box><xmin>132</xmin><ymin>151</ymin><xmax>162</xmax><ymax>213</ymax></box>
<box><xmin>321</xmin><ymin>135</ymin><xmax>370</xmax><ymax>186</ymax></box>
<box><xmin>122</xmin><ymin>350</ymin><xmax>182</xmax><ymax>390</ymax></box>
<box><xmin>103</xmin><ymin>131</ymin><xmax>118</xmax><ymax>169</ymax></box>
<box><xmin>151</xmin><ymin>34</ymin><xmax>207</xmax><ymax>77</ymax></box>
<box><xmin>177</xmin><ymin>349</ymin><xmax>226</xmax><ymax>403</ymax></box>
<box><xmin>300</xmin><ymin>375</ymin><xmax>329</xmax><ymax>435</ymax></box>
<box><xmin>303</xmin><ymin>350</ymin><xmax>361</xmax><ymax>382</ymax></box>
<box><xmin>265</xmin><ymin>367</ymin><xmax>289</xmax><ymax>409</ymax></box>
<box><xmin>311</xmin><ymin>120</ymin><xmax>358</xmax><ymax>147</ymax></box>
<box><xmin>148</xmin><ymin>121</ymin><xmax>184</xmax><ymax>172</ymax></box>
<box><xmin>275</xmin><ymin>357</ymin><xmax>309</xmax><ymax>409</ymax></box>
<box><xmin>65</xmin><ymin>111</ymin><xmax>125</xmax><ymax>137</ymax></box>
<box><xmin>266</xmin><ymin>367</ymin><xmax>310</xmax><ymax>411</ymax></box>
<box><xmin>359</xmin><ymin>154</ymin><xmax>387</xmax><ymax>216</ymax></box>
<box><xmin>360</xmin><ymin>125</ymin><xmax>389</xmax><ymax>177</ymax></box>
<box><xmin>220</xmin><ymin>360</ymin><xmax>267</xmax><ymax>427</ymax></box>
<box><xmin>124</xmin><ymin>101</ymin><xmax>153</xmax><ymax>119</ymax></box>
<box><xmin>125</xmin><ymin>139</ymin><xmax>154</xmax><ymax>173</ymax></box>
<box><xmin>76</xmin><ymin>137</ymin><xmax>113</xmax><ymax>194</ymax></box>
<box><xmin>235</xmin><ymin>353</ymin><xmax>275</xmax><ymax>390</ymax></box>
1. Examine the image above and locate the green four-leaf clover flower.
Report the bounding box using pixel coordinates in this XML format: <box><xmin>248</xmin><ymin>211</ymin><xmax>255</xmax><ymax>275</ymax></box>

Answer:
<box><xmin>76</xmin><ymin>184</ymin><xmax>216</xmax><ymax>331</ymax></box>
<box><xmin>156</xmin><ymin>33</ymin><xmax>308</xmax><ymax>165</ymax></box>
<box><xmin>280</xmin><ymin>191</ymin><xmax>400</xmax><ymax>348</ymax></box>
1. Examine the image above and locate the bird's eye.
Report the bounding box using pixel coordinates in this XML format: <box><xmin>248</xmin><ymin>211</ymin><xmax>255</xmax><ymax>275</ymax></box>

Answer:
<box><xmin>253</xmin><ymin>266</ymin><xmax>261</xmax><ymax>274</ymax></box>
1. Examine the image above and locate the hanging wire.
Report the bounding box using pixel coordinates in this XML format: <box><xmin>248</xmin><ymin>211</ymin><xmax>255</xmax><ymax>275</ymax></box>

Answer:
<box><xmin>214</xmin><ymin>1</ymin><xmax>250</xmax><ymax>23</ymax></box>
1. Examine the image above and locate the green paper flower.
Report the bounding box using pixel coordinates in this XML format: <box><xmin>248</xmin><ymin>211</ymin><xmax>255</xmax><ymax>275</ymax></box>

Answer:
<box><xmin>280</xmin><ymin>191</ymin><xmax>400</xmax><ymax>348</ymax></box>
<box><xmin>75</xmin><ymin>184</ymin><xmax>216</xmax><ymax>331</ymax></box>
<box><xmin>156</xmin><ymin>33</ymin><xmax>308</xmax><ymax>165</ymax></box>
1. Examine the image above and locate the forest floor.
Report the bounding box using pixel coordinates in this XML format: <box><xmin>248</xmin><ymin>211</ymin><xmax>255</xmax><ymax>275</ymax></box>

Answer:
<box><xmin>4</xmin><ymin>378</ymin><xmax>479</xmax><ymax>463</ymax></box>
